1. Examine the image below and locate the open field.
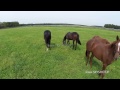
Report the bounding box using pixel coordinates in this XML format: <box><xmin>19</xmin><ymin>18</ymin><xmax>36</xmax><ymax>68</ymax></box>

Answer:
<box><xmin>0</xmin><ymin>26</ymin><xmax>120</xmax><ymax>79</ymax></box>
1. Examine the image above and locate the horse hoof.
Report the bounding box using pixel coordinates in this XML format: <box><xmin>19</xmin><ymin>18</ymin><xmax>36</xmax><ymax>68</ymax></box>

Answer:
<box><xmin>98</xmin><ymin>72</ymin><xmax>101</xmax><ymax>76</ymax></box>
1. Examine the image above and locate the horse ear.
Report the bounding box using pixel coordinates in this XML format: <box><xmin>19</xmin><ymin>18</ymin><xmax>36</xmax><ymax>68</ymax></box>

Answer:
<box><xmin>116</xmin><ymin>35</ymin><xmax>119</xmax><ymax>40</ymax></box>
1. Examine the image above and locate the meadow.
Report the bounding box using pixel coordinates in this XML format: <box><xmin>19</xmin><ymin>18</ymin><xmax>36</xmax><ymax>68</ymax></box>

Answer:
<box><xmin>0</xmin><ymin>25</ymin><xmax>120</xmax><ymax>79</ymax></box>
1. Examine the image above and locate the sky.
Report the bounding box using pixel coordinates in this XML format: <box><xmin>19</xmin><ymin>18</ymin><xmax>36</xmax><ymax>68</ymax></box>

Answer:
<box><xmin>0</xmin><ymin>11</ymin><xmax>120</xmax><ymax>26</ymax></box>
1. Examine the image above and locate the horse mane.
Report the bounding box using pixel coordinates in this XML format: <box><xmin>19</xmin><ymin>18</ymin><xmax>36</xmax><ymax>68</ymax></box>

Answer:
<box><xmin>111</xmin><ymin>40</ymin><xmax>118</xmax><ymax>48</ymax></box>
<box><xmin>63</xmin><ymin>32</ymin><xmax>71</xmax><ymax>42</ymax></box>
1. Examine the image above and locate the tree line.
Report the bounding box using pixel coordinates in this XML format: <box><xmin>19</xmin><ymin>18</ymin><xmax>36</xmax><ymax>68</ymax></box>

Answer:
<box><xmin>0</xmin><ymin>22</ymin><xmax>76</xmax><ymax>29</ymax></box>
<box><xmin>0</xmin><ymin>22</ymin><xmax>19</xmax><ymax>29</ymax></box>
<box><xmin>20</xmin><ymin>23</ymin><xmax>75</xmax><ymax>26</ymax></box>
<box><xmin>104</xmin><ymin>24</ymin><xmax>120</xmax><ymax>29</ymax></box>
<box><xmin>1</xmin><ymin>22</ymin><xmax>120</xmax><ymax>30</ymax></box>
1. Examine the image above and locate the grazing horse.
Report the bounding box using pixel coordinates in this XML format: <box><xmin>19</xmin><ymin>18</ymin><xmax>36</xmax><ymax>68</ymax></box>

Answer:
<box><xmin>86</xmin><ymin>36</ymin><xmax>110</xmax><ymax>65</ymax></box>
<box><xmin>44</xmin><ymin>30</ymin><xmax>51</xmax><ymax>51</ymax></box>
<box><xmin>63</xmin><ymin>32</ymin><xmax>81</xmax><ymax>50</ymax></box>
<box><xmin>86</xmin><ymin>35</ymin><xmax>120</xmax><ymax>79</ymax></box>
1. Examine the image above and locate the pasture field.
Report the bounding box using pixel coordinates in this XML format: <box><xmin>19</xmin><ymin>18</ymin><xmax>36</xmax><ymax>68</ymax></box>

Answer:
<box><xmin>0</xmin><ymin>25</ymin><xmax>120</xmax><ymax>79</ymax></box>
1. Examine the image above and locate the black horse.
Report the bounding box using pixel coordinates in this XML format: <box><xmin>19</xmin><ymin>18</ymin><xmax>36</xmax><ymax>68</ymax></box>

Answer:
<box><xmin>44</xmin><ymin>30</ymin><xmax>51</xmax><ymax>51</ymax></box>
<box><xmin>63</xmin><ymin>32</ymin><xmax>81</xmax><ymax>50</ymax></box>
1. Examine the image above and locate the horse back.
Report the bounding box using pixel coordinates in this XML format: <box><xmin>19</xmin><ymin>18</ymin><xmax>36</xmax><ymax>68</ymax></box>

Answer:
<box><xmin>86</xmin><ymin>36</ymin><xmax>110</xmax><ymax>52</ymax></box>
<box><xmin>93</xmin><ymin>36</ymin><xmax>110</xmax><ymax>44</ymax></box>
<box><xmin>72</xmin><ymin>32</ymin><xmax>79</xmax><ymax>40</ymax></box>
<box><xmin>66</xmin><ymin>32</ymin><xmax>72</xmax><ymax>40</ymax></box>
<box><xmin>44</xmin><ymin>30</ymin><xmax>51</xmax><ymax>39</ymax></box>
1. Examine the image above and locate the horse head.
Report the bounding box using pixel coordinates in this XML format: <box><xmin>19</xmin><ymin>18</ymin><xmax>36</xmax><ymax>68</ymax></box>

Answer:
<box><xmin>111</xmin><ymin>35</ymin><xmax>120</xmax><ymax>60</ymax></box>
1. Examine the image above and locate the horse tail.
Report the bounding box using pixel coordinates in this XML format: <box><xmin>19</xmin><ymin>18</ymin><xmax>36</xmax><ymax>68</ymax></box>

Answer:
<box><xmin>85</xmin><ymin>50</ymin><xmax>88</xmax><ymax>57</ymax></box>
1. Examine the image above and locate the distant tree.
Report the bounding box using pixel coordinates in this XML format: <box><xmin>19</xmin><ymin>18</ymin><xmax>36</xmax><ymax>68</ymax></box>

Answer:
<box><xmin>0</xmin><ymin>21</ymin><xmax>20</xmax><ymax>29</ymax></box>
<box><xmin>2</xmin><ymin>21</ymin><xmax>19</xmax><ymax>27</ymax></box>
<box><xmin>104</xmin><ymin>24</ymin><xmax>120</xmax><ymax>29</ymax></box>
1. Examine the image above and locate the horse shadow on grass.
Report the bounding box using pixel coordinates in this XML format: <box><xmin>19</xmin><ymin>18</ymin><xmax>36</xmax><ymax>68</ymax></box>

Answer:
<box><xmin>62</xmin><ymin>42</ymin><xmax>80</xmax><ymax>50</ymax></box>
<box><xmin>68</xmin><ymin>44</ymin><xmax>81</xmax><ymax>50</ymax></box>
<box><xmin>50</xmin><ymin>43</ymin><xmax>58</xmax><ymax>49</ymax></box>
<box><xmin>84</xmin><ymin>56</ymin><xmax>101</xmax><ymax>70</ymax></box>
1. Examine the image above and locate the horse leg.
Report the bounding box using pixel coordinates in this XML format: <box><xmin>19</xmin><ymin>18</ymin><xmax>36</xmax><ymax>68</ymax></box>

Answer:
<box><xmin>45</xmin><ymin>39</ymin><xmax>48</xmax><ymax>51</ymax></box>
<box><xmin>46</xmin><ymin>44</ymin><xmax>49</xmax><ymax>51</ymax></box>
<box><xmin>75</xmin><ymin>40</ymin><xmax>77</xmax><ymax>50</ymax></box>
<box><xmin>67</xmin><ymin>40</ymin><xmax>68</xmax><ymax>44</ymax></box>
<box><xmin>46</xmin><ymin>39</ymin><xmax>50</xmax><ymax>51</ymax></box>
<box><xmin>90</xmin><ymin>53</ymin><xmax>94</xmax><ymax>68</ymax></box>
<box><xmin>67</xmin><ymin>40</ymin><xmax>70</xmax><ymax>45</ymax></box>
<box><xmin>99</xmin><ymin>63</ymin><xmax>107</xmax><ymax>79</ymax></box>
<box><xmin>48</xmin><ymin>39</ymin><xmax>51</xmax><ymax>50</ymax></box>
<box><xmin>73</xmin><ymin>40</ymin><xmax>74</xmax><ymax>49</ymax></box>
<box><xmin>86</xmin><ymin>50</ymin><xmax>90</xmax><ymax>66</ymax></box>
<box><xmin>64</xmin><ymin>40</ymin><xmax>66</xmax><ymax>45</ymax></box>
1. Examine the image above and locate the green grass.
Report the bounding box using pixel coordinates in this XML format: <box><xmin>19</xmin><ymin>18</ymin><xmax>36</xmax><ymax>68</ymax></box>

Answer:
<box><xmin>0</xmin><ymin>26</ymin><xmax>120</xmax><ymax>79</ymax></box>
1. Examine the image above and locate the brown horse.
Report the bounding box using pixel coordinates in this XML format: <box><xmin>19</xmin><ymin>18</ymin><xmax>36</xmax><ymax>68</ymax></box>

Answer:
<box><xmin>86</xmin><ymin>35</ymin><xmax>120</xmax><ymax>79</ymax></box>
<box><xmin>63</xmin><ymin>32</ymin><xmax>81</xmax><ymax>50</ymax></box>
<box><xmin>86</xmin><ymin>36</ymin><xmax>110</xmax><ymax>65</ymax></box>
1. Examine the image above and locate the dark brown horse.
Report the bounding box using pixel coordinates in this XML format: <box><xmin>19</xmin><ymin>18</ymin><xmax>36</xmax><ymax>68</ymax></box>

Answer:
<box><xmin>44</xmin><ymin>30</ymin><xmax>51</xmax><ymax>51</ymax></box>
<box><xmin>63</xmin><ymin>32</ymin><xmax>81</xmax><ymax>50</ymax></box>
<box><xmin>86</xmin><ymin>35</ymin><xmax>120</xmax><ymax>79</ymax></box>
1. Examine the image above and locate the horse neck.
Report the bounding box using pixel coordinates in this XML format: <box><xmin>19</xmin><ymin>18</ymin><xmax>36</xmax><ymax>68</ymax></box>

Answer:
<box><xmin>63</xmin><ymin>35</ymin><xmax>66</xmax><ymax>41</ymax></box>
<box><xmin>107</xmin><ymin>42</ymin><xmax>117</xmax><ymax>60</ymax></box>
<box><xmin>107</xmin><ymin>45</ymin><xmax>114</xmax><ymax>57</ymax></box>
